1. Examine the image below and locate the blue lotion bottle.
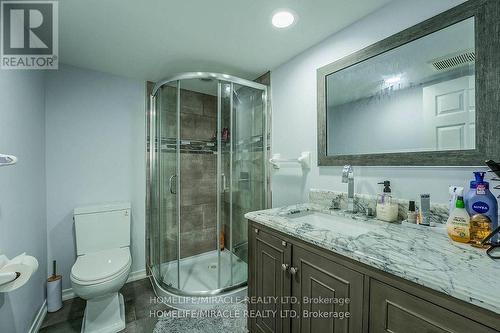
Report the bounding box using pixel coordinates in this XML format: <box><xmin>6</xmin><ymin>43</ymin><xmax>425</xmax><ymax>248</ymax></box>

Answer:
<box><xmin>464</xmin><ymin>172</ymin><xmax>499</xmax><ymax>244</ymax></box>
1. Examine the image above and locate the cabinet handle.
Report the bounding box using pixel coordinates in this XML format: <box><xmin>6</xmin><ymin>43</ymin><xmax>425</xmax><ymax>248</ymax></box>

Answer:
<box><xmin>289</xmin><ymin>267</ymin><xmax>299</xmax><ymax>275</ymax></box>
<box><xmin>282</xmin><ymin>241</ymin><xmax>287</xmax><ymax>247</ymax></box>
<box><xmin>281</xmin><ymin>264</ymin><xmax>289</xmax><ymax>272</ymax></box>
<box><xmin>254</xmin><ymin>228</ymin><xmax>259</xmax><ymax>234</ymax></box>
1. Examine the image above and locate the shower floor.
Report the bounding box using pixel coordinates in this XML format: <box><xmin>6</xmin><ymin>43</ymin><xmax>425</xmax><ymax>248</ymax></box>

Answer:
<box><xmin>159</xmin><ymin>249</ymin><xmax>247</xmax><ymax>293</ymax></box>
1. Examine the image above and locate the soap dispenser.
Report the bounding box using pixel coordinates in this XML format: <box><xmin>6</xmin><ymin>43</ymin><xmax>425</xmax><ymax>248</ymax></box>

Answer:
<box><xmin>464</xmin><ymin>172</ymin><xmax>498</xmax><ymax>244</ymax></box>
<box><xmin>376</xmin><ymin>181</ymin><xmax>399</xmax><ymax>223</ymax></box>
<box><xmin>446</xmin><ymin>196</ymin><xmax>471</xmax><ymax>243</ymax></box>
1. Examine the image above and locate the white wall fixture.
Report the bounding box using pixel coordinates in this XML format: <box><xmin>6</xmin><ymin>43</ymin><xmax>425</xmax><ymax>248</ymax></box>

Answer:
<box><xmin>0</xmin><ymin>252</ymin><xmax>39</xmax><ymax>292</ymax></box>
<box><xmin>269</xmin><ymin>152</ymin><xmax>311</xmax><ymax>169</ymax></box>
<box><xmin>0</xmin><ymin>153</ymin><xmax>17</xmax><ymax>166</ymax></box>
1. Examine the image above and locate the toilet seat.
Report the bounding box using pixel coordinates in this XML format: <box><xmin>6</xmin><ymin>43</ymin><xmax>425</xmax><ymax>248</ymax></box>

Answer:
<box><xmin>71</xmin><ymin>248</ymin><xmax>131</xmax><ymax>286</ymax></box>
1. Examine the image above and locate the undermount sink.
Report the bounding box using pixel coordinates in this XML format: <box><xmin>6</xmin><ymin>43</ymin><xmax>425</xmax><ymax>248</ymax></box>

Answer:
<box><xmin>287</xmin><ymin>211</ymin><xmax>377</xmax><ymax>237</ymax></box>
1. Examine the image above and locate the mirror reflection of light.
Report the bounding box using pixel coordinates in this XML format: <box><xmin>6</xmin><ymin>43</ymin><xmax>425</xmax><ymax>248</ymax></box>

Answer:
<box><xmin>384</xmin><ymin>75</ymin><xmax>402</xmax><ymax>85</ymax></box>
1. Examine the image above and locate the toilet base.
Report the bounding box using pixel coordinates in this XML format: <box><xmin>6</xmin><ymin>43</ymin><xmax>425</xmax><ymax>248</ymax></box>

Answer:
<box><xmin>81</xmin><ymin>292</ymin><xmax>126</xmax><ymax>333</ymax></box>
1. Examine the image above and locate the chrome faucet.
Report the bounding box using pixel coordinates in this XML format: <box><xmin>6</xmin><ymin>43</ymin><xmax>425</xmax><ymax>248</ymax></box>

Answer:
<box><xmin>342</xmin><ymin>165</ymin><xmax>354</xmax><ymax>212</ymax></box>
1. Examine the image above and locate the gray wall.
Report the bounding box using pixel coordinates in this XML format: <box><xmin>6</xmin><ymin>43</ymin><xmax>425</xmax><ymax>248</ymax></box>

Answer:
<box><xmin>45</xmin><ymin>65</ymin><xmax>146</xmax><ymax>289</ymax></box>
<box><xmin>271</xmin><ymin>0</ymin><xmax>476</xmax><ymax>207</ymax></box>
<box><xmin>0</xmin><ymin>72</ymin><xmax>47</xmax><ymax>333</ymax></box>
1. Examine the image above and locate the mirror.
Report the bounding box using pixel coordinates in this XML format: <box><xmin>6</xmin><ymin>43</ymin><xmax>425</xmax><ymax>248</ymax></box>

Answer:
<box><xmin>327</xmin><ymin>18</ymin><xmax>475</xmax><ymax>156</ymax></box>
<box><xmin>317</xmin><ymin>0</ymin><xmax>500</xmax><ymax>166</ymax></box>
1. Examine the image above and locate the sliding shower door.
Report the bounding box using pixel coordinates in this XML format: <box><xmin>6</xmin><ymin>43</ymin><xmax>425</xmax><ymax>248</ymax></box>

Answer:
<box><xmin>149</xmin><ymin>73</ymin><xmax>267</xmax><ymax>297</ymax></box>
<box><xmin>164</xmin><ymin>82</ymin><xmax>180</xmax><ymax>288</ymax></box>
<box><xmin>220</xmin><ymin>82</ymin><xmax>267</xmax><ymax>289</ymax></box>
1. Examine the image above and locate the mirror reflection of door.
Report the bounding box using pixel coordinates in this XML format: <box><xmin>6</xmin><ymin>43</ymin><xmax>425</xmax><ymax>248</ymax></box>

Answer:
<box><xmin>423</xmin><ymin>75</ymin><xmax>475</xmax><ymax>151</ymax></box>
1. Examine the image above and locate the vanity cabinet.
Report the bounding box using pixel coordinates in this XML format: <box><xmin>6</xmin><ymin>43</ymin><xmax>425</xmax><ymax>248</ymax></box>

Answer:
<box><xmin>369</xmin><ymin>279</ymin><xmax>497</xmax><ymax>333</ymax></box>
<box><xmin>291</xmin><ymin>245</ymin><xmax>364</xmax><ymax>333</ymax></box>
<box><xmin>249</xmin><ymin>227</ymin><xmax>292</xmax><ymax>333</ymax></box>
<box><xmin>249</xmin><ymin>225</ymin><xmax>364</xmax><ymax>333</ymax></box>
<box><xmin>248</xmin><ymin>220</ymin><xmax>500</xmax><ymax>333</ymax></box>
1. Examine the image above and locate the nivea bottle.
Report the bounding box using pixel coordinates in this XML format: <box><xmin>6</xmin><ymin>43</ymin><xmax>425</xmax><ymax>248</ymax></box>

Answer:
<box><xmin>464</xmin><ymin>172</ymin><xmax>499</xmax><ymax>244</ymax></box>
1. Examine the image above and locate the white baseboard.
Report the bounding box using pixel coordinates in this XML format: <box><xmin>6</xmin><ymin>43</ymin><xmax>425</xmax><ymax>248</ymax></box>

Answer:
<box><xmin>62</xmin><ymin>269</ymin><xmax>148</xmax><ymax>301</ymax></box>
<box><xmin>127</xmin><ymin>268</ymin><xmax>148</xmax><ymax>283</ymax></box>
<box><xmin>62</xmin><ymin>288</ymin><xmax>75</xmax><ymax>301</ymax></box>
<box><xmin>28</xmin><ymin>300</ymin><xmax>47</xmax><ymax>333</ymax></box>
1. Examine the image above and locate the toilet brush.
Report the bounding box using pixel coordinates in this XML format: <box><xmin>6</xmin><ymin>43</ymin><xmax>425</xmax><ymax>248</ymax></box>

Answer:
<box><xmin>47</xmin><ymin>260</ymin><xmax>63</xmax><ymax>312</ymax></box>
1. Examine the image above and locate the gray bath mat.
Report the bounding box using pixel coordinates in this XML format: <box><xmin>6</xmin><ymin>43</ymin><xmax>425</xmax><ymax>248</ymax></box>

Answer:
<box><xmin>153</xmin><ymin>302</ymin><xmax>247</xmax><ymax>333</ymax></box>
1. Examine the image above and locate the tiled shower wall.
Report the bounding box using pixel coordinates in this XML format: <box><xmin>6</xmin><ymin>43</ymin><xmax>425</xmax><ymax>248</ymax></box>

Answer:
<box><xmin>160</xmin><ymin>86</ymin><xmax>218</xmax><ymax>261</ymax></box>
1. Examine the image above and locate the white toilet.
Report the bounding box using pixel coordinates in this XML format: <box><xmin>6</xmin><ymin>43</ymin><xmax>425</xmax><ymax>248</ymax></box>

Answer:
<box><xmin>71</xmin><ymin>202</ymin><xmax>132</xmax><ymax>333</ymax></box>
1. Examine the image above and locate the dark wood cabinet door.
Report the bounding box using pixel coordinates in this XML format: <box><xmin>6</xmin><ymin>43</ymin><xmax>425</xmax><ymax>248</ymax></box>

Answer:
<box><xmin>249</xmin><ymin>226</ymin><xmax>292</xmax><ymax>333</ymax></box>
<box><xmin>291</xmin><ymin>245</ymin><xmax>364</xmax><ymax>333</ymax></box>
<box><xmin>369</xmin><ymin>279</ymin><xmax>498</xmax><ymax>333</ymax></box>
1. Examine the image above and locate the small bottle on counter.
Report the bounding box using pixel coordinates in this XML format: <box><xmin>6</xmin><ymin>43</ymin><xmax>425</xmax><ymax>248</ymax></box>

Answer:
<box><xmin>419</xmin><ymin>194</ymin><xmax>431</xmax><ymax>226</ymax></box>
<box><xmin>446</xmin><ymin>196</ymin><xmax>470</xmax><ymax>243</ymax></box>
<box><xmin>407</xmin><ymin>201</ymin><xmax>417</xmax><ymax>224</ymax></box>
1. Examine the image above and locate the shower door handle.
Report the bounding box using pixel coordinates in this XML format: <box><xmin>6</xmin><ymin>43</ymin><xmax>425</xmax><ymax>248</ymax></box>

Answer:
<box><xmin>221</xmin><ymin>173</ymin><xmax>227</xmax><ymax>192</ymax></box>
<box><xmin>169</xmin><ymin>174</ymin><xmax>177</xmax><ymax>194</ymax></box>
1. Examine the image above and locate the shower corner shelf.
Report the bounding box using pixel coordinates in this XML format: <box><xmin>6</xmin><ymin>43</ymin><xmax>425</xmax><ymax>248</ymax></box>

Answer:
<box><xmin>269</xmin><ymin>151</ymin><xmax>311</xmax><ymax>170</ymax></box>
<box><xmin>0</xmin><ymin>154</ymin><xmax>17</xmax><ymax>167</ymax></box>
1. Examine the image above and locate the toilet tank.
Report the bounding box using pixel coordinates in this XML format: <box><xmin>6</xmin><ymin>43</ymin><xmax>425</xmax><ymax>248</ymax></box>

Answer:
<box><xmin>74</xmin><ymin>202</ymin><xmax>131</xmax><ymax>255</ymax></box>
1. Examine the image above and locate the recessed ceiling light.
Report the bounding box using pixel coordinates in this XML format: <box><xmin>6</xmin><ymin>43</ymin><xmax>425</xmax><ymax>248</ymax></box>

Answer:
<box><xmin>272</xmin><ymin>10</ymin><xmax>295</xmax><ymax>28</ymax></box>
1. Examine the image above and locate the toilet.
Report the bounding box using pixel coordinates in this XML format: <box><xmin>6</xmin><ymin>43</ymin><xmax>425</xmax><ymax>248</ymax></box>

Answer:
<box><xmin>71</xmin><ymin>202</ymin><xmax>132</xmax><ymax>333</ymax></box>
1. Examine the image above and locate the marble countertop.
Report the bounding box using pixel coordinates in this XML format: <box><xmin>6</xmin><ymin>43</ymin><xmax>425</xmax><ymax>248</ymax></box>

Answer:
<box><xmin>245</xmin><ymin>203</ymin><xmax>500</xmax><ymax>315</ymax></box>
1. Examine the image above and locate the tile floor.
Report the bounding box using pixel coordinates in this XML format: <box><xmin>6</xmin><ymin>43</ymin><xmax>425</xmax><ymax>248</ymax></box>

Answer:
<box><xmin>40</xmin><ymin>278</ymin><xmax>170</xmax><ymax>333</ymax></box>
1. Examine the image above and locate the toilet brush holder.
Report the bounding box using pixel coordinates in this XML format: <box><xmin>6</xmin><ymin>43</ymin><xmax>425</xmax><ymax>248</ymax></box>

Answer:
<box><xmin>47</xmin><ymin>260</ymin><xmax>62</xmax><ymax>312</ymax></box>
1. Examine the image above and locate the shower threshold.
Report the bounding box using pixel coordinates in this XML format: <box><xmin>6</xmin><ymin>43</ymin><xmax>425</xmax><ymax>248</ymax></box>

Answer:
<box><xmin>149</xmin><ymin>250</ymin><xmax>247</xmax><ymax>309</ymax></box>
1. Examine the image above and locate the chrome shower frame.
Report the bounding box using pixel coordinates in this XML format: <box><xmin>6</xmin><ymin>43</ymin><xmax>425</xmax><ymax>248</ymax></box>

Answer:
<box><xmin>146</xmin><ymin>72</ymin><xmax>269</xmax><ymax>299</ymax></box>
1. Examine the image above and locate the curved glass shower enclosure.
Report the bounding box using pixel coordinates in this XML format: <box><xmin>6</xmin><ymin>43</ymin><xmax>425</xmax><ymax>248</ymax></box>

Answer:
<box><xmin>147</xmin><ymin>72</ymin><xmax>268</xmax><ymax>301</ymax></box>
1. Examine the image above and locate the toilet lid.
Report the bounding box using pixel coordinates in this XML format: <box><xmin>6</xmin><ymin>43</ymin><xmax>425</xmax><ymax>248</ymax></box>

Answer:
<box><xmin>71</xmin><ymin>247</ymin><xmax>131</xmax><ymax>283</ymax></box>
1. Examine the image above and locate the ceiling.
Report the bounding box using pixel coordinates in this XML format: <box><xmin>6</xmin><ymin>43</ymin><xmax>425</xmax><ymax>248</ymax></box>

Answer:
<box><xmin>58</xmin><ymin>0</ymin><xmax>393</xmax><ymax>83</ymax></box>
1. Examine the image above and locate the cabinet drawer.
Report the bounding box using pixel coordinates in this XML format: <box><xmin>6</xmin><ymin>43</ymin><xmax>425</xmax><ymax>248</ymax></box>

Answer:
<box><xmin>369</xmin><ymin>279</ymin><xmax>498</xmax><ymax>333</ymax></box>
